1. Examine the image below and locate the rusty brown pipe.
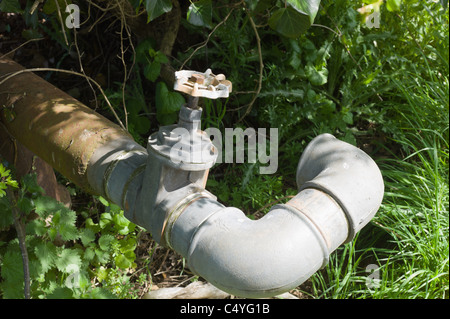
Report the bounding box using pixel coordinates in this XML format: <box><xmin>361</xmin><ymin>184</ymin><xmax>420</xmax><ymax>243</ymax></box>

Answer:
<box><xmin>0</xmin><ymin>57</ymin><xmax>139</xmax><ymax>193</ymax></box>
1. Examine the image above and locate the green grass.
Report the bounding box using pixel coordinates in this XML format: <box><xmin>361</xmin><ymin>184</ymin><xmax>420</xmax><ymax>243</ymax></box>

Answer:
<box><xmin>299</xmin><ymin>59</ymin><xmax>449</xmax><ymax>298</ymax></box>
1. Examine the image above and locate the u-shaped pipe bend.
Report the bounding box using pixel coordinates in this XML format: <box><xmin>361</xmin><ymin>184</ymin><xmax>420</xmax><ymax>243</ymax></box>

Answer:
<box><xmin>167</xmin><ymin>134</ymin><xmax>384</xmax><ymax>298</ymax></box>
<box><xmin>0</xmin><ymin>58</ymin><xmax>383</xmax><ymax>298</ymax></box>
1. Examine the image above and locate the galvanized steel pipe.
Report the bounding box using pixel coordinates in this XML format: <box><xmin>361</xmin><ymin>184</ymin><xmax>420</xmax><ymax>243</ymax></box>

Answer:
<box><xmin>0</xmin><ymin>58</ymin><xmax>384</xmax><ymax>298</ymax></box>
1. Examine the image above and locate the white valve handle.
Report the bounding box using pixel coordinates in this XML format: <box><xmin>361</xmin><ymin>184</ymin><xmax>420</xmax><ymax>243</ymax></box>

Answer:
<box><xmin>174</xmin><ymin>69</ymin><xmax>232</xmax><ymax>99</ymax></box>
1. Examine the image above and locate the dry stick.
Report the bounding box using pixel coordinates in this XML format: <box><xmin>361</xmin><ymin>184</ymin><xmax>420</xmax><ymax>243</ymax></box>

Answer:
<box><xmin>0</xmin><ymin>38</ymin><xmax>45</xmax><ymax>60</ymax></box>
<box><xmin>179</xmin><ymin>6</ymin><xmax>237</xmax><ymax>70</ymax></box>
<box><xmin>54</xmin><ymin>0</ymin><xmax>69</xmax><ymax>47</ymax></box>
<box><xmin>238</xmin><ymin>8</ymin><xmax>263</xmax><ymax>123</ymax></box>
<box><xmin>0</xmin><ymin>68</ymin><xmax>127</xmax><ymax>131</ymax></box>
<box><xmin>6</xmin><ymin>187</ymin><xmax>31</xmax><ymax>299</ymax></box>
<box><xmin>117</xmin><ymin>0</ymin><xmax>137</xmax><ymax>131</ymax></box>
<box><xmin>72</xmin><ymin>24</ymin><xmax>100</xmax><ymax>113</ymax></box>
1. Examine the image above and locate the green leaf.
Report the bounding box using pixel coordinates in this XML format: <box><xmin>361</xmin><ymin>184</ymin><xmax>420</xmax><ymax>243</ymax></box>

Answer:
<box><xmin>286</xmin><ymin>0</ymin><xmax>321</xmax><ymax>23</ymax></box>
<box><xmin>154</xmin><ymin>51</ymin><xmax>168</xmax><ymax>64</ymax></box>
<box><xmin>155</xmin><ymin>81</ymin><xmax>185</xmax><ymax>125</ymax></box>
<box><xmin>83</xmin><ymin>247</ymin><xmax>96</xmax><ymax>262</ymax></box>
<box><xmin>135</xmin><ymin>39</ymin><xmax>154</xmax><ymax>64</ymax></box>
<box><xmin>305</xmin><ymin>62</ymin><xmax>328</xmax><ymax>85</ymax></box>
<box><xmin>99</xmin><ymin>212</ymin><xmax>113</xmax><ymax>228</ymax></box>
<box><xmin>145</xmin><ymin>0</ymin><xmax>172</xmax><ymax>22</ymax></box>
<box><xmin>89</xmin><ymin>287</ymin><xmax>117</xmax><ymax>299</ymax></box>
<box><xmin>47</xmin><ymin>287</ymin><xmax>74</xmax><ymax>299</ymax></box>
<box><xmin>34</xmin><ymin>242</ymin><xmax>57</xmax><ymax>274</ymax></box>
<box><xmin>245</xmin><ymin>0</ymin><xmax>272</xmax><ymax>14</ymax></box>
<box><xmin>17</xmin><ymin>197</ymin><xmax>34</xmax><ymax>215</ymax></box>
<box><xmin>34</xmin><ymin>196</ymin><xmax>67</xmax><ymax>218</ymax></box>
<box><xmin>96</xmin><ymin>266</ymin><xmax>109</xmax><ymax>282</ymax></box>
<box><xmin>99</xmin><ymin>234</ymin><xmax>115</xmax><ymax>251</ymax></box>
<box><xmin>0</xmin><ymin>0</ymin><xmax>23</xmax><ymax>13</ymax></box>
<box><xmin>42</xmin><ymin>0</ymin><xmax>69</xmax><ymax>15</ymax></box>
<box><xmin>119</xmin><ymin>237</ymin><xmax>137</xmax><ymax>253</ymax></box>
<box><xmin>115</xmin><ymin>254</ymin><xmax>132</xmax><ymax>269</ymax></box>
<box><xmin>144</xmin><ymin>62</ymin><xmax>161</xmax><ymax>82</ymax></box>
<box><xmin>342</xmin><ymin>111</ymin><xmax>354</xmax><ymax>125</ymax></box>
<box><xmin>80</xmin><ymin>228</ymin><xmax>96</xmax><ymax>246</ymax></box>
<box><xmin>113</xmin><ymin>212</ymin><xmax>134</xmax><ymax>235</ymax></box>
<box><xmin>1</xmin><ymin>249</ymin><xmax>24</xmax><ymax>284</ymax></box>
<box><xmin>98</xmin><ymin>196</ymin><xmax>110</xmax><ymax>207</ymax></box>
<box><xmin>187</xmin><ymin>0</ymin><xmax>213</xmax><ymax>29</ymax></box>
<box><xmin>21</xmin><ymin>173</ymin><xmax>44</xmax><ymax>195</ymax></box>
<box><xmin>85</xmin><ymin>218</ymin><xmax>101</xmax><ymax>233</ymax></box>
<box><xmin>386</xmin><ymin>0</ymin><xmax>402</xmax><ymax>12</ymax></box>
<box><xmin>52</xmin><ymin>210</ymin><xmax>79</xmax><ymax>241</ymax></box>
<box><xmin>269</xmin><ymin>0</ymin><xmax>321</xmax><ymax>38</ymax></box>
<box><xmin>0</xmin><ymin>198</ymin><xmax>13</xmax><ymax>229</ymax></box>
<box><xmin>268</xmin><ymin>7</ymin><xmax>311</xmax><ymax>38</ymax></box>
<box><xmin>26</xmin><ymin>219</ymin><xmax>47</xmax><ymax>236</ymax></box>
<box><xmin>95</xmin><ymin>248</ymin><xmax>110</xmax><ymax>264</ymax></box>
<box><xmin>54</xmin><ymin>249</ymin><xmax>81</xmax><ymax>274</ymax></box>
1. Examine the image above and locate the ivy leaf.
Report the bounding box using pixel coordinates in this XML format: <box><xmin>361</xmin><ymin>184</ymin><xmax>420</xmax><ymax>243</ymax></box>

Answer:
<box><xmin>268</xmin><ymin>7</ymin><xmax>311</xmax><ymax>38</ymax></box>
<box><xmin>245</xmin><ymin>0</ymin><xmax>272</xmax><ymax>13</ymax></box>
<box><xmin>155</xmin><ymin>81</ymin><xmax>185</xmax><ymax>125</ymax></box>
<box><xmin>144</xmin><ymin>62</ymin><xmax>161</xmax><ymax>82</ymax></box>
<box><xmin>145</xmin><ymin>0</ymin><xmax>172</xmax><ymax>22</ymax></box>
<box><xmin>154</xmin><ymin>51</ymin><xmax>169</xmax><ymax>64</ymax></box>
<box><xmin>286</xmin><ymin>0</ymin><xmax>321</xmax><ymax>23</ymax></box>
<box><xmin>187</xmin><ymin>0</ymin><xmax>213</xmax><ymax>29</ymax></box>
<box><xmin>269</xmin><ymin>0</ymin><xmax>321</xmax><ymax>38</ymax></box>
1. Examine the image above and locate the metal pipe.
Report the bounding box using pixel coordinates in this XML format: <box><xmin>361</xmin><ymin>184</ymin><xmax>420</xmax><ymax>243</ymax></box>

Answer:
<box><xmin>1</xmin><ymin>58</ymin><xmax>384</xmax><ymax>298</ymax></box>
<box><xmin>0</xmin><ymin>57</ymin><xmax>142</xmax><ymax>193</ymax></box>
<box><xmin>165</xmin><ymin>134</ymin><xmax>384</xmax><ymax>298</ymax></box>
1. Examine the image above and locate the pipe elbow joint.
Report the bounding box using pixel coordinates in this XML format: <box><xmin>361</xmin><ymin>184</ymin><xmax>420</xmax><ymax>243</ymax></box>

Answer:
<box><xmin>296</xmin><ymin>133</ymin><xmax>384</xmax><ymax>242</ymax></box>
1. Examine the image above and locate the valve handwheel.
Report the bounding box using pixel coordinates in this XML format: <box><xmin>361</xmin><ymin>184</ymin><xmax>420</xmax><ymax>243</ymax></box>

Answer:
<box><xmin>174</xmin><ymin>69</ymin><xmax>232</xmax><ymax>107</ymax></box>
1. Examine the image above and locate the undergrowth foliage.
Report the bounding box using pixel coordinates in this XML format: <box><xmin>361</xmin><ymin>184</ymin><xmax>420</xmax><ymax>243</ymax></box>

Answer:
<box><xmin>0</xmin><ymin>172</ymin><xmax>139</xmax><ymax>298</ymax></box>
